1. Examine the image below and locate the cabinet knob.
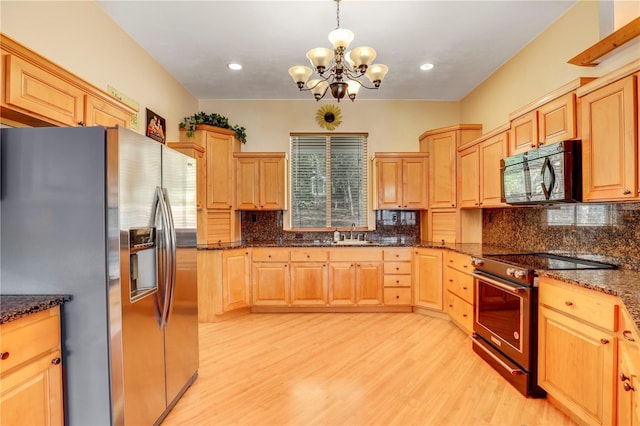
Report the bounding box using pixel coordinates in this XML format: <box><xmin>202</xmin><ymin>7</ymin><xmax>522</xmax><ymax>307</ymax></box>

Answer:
<box><xmin>448</xmin><ymin>279</ymin><xmax>453</xmax><ymax>282</ymax></box>
<box><xmin>623</xmin><ymin>189</ymin><xmax>632</xmax><ymax>195</ymax></box>
<box><xmin>395</xmin><ymin>267</ymin><xmax>400</xmax><ymax>271</ymax></box>
<box><xmin>623</xmin><ymin>330</ymin><xmax>636</xmax><ymax>342</ymax></box>
<box><xmin>0</xmin><ymin>352</ymin><xmax>9</xmax><ymax>360</ymax></box>
<box><xmin>463</xmin><ymin>287</ymin><xmax>467</xmax><ymax>290</ymax></box>
<box><xmin>565</xmin><ymin>301</ymin><xmax>573</xmax><ymax>307</ymax></box>
<box><xmin>621</xmin><ymin>373</ymin><xmax>630</xmax><ymax>382</ymax></box>
<box><xmin>600</xmin><ymin>338</ymin><xmax>610</xmax><ymax>345</ymax></box>
<box><xmin>448</xmin><ymin>304</ymin><xmax>453</xmax><ymax>308</ymax></box>
<box><xmin>398</xmin><ymin>205</ymin><xmax>401</xmax><ymax>208</ymax></box>
<box><xmin>78</xmin><ymin>121</ymin><xmax>85</xmax><ymax>127</ymax></box>
<box><xmin>51</xmin><ymin>357</ymin><xmax>61</xmax><ymax>365</ymax></box>
<box><xmin>624</xmin><ymin>382</ymin><xmax>635</xmax><ymax>392</ymax></box>
<box><xmin>530</xmin><ymin>144</ymin><xmax>535</xmax><ymax>148</ymax></box>
<box><xmin>462</xmin><ymin>314</ymin><xmax>467</xmax><ymax>317</ymax></box>
<box><xmin>395</xmin><ymin>280</ymin><xmax>400</xmax><ymax>284</ymax></box>
<box><xmin>451</xmin><ymin>204</ymin><xmax>455</xmax><ymax>207</ymax></box>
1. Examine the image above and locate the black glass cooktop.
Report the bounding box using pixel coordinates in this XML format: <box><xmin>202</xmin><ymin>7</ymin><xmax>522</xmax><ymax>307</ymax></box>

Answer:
<box><xmin>485</xmin><ymin>253</ymin><xmax>617</xmax><ymax>270</ymax></box>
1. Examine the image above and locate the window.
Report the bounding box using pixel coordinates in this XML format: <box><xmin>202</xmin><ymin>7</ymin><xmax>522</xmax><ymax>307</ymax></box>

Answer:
<box><xmin>290</xmin><ymin>134</ymin><xmax>368</xmax><ymax>229</ymax></box>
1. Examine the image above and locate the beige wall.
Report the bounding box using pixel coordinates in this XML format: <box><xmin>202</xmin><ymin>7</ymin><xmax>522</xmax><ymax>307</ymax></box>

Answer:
<box><xmin>198</xmin><ymin>99</ymin><xmax>462</xmax><ymax>153</ymax></box>
<box><xmin>460</xmin><ymin>0</ymin><xmax>640</xmax><ymax>132</ymax></box>
<box><xmin>0</xmin><ymin>0</ymin><xmax>198</xmax><ymax>141</ymax></box>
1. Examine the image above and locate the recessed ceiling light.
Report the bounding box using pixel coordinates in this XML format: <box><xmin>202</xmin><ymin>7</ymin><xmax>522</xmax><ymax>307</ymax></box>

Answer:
<box><xmin>228</xmin><ymin>63</ymin><xmax>243</xmax><ymax>71</ymax></box>
<box><xmin>419</xmin><ymin>63</ymin><xmax>434</xmax><ymax>71</ymax></box>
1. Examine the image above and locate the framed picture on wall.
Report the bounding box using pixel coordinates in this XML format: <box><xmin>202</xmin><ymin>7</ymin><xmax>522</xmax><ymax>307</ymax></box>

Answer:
<box><xmin>145</xmin><ymin>108</ymin><xmax>166</xmax><ymax>144</ymax></box>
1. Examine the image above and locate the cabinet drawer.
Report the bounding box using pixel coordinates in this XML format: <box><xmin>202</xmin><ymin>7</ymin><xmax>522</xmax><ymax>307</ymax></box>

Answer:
<box><xmin>290</xmin><ymin>249</ymin><xmax>328</xmax><ymax>262</ymax></box>
<box><xmin>330</xmin><ymin>248</ymin><xmax>382</xmax><ymax>262</ymax></box>
<box><xmin>539</xmin><ymin>278</ymin><xmax>619</xmax><ymax>332</ymax></box>
<box><xmin>0</xmin><ymin>308</ymin><xmax>61</xmax><ymax>374</ymax></box>
<box><xmin>384</xmin><ymin>287</ymin><xmax>412</xmax><ymax>305</ymax></box>
<box><xmin>444</xmin><ymin>267</ymin><xmax>473</xmax><ymax>304</ymax></box>
<box><xmin>383</xmin><ymin>275</ymin><xmax>411</xmax><ymax>288</ymax></box>
<box><xmin>252</xmin><ymin>248</ymin><xmax>289</xmax><ymax>262</ymax></box>
<box><xmin>383</xmin><ymin>248</ymin><xmax>412</xmax><ymax>261</ymax></box>
<box><xmin>445</xmin><ymin>291</ymin><xmax>473</xmax><ymax>335</ymax></box>
<box><xmin>384</xmin><ymin>262</ymin><xmax>411</xmax><ymax>275</ymax></box>
<box><xmin>444</xmin><ymin>251</ymin><xmax>472</xmax><ymax>273</ymax></box>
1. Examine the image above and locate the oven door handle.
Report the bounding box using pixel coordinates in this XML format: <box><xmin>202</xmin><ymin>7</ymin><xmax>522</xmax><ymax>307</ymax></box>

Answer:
<box><xmin>471</xmin><ymin>272</ymin><xmax>531</xmax><ymax>294</ymax></box>
<box><xmin>470</xmin><ymin>335</ymin><xmax>526</xmax><ymax>376</ymax></box>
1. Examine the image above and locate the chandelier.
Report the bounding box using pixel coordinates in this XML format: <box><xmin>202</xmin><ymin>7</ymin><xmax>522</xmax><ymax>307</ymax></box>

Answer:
<box><xmin>288</xmin><ymin>0</ymin><xmax>388</xmax><ymax>102</ymax></box>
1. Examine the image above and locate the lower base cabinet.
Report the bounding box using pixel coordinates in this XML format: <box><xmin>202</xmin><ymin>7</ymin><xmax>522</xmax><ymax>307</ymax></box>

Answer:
<box><xmin>413</xmin><ymin>248</ymin><xmax>444</xmax><ymax>311</ymax></box>
<box><xmin>618</xmin><ymin>308</ymin><xmax>640</xmax><ymax>426</ymax></box>
<box><xmin>0</xmin><ymin>307</ymin><xmax>64</xmax><ymax>426</ymax></box>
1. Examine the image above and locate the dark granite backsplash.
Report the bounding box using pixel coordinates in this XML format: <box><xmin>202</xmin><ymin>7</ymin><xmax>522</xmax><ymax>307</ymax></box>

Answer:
<box><xmin>240</xmin><ymin>210</ymin><xmax>420</xmax><ymax>244</ymax></box>
<box><xmin>482</xmin><ymin>203</ymin><xmax>640</xmax><ymax>271</ymax></box>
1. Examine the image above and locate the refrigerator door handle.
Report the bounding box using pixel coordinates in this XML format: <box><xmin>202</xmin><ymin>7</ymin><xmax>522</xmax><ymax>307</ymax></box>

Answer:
<box><xmin>150</xmin><ymin>187</ymin><xmax>167</xmax><ymax>323</ymax></box>
<box><xmin>161</xmin><ymin>187</ymin><xmax>177</xmax><ymax>327</ymax></box>
<box><xmin>155</xmin><ymin>186</ymin><xmax>172</xmax><ymax>329</ymax></box>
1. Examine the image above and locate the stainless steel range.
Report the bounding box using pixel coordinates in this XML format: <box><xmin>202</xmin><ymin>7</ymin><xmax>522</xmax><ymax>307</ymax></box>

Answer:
<box><xmin>469</xmin><ymin>253</ymin><xmax>616</xmax><ymax>398</ymax></box>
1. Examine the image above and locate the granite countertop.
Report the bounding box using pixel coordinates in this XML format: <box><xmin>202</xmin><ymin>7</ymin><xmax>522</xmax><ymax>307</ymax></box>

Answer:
<box><xmin>0</xmin><ymin>295</ymin><xmax>71</xmax><ymax>324</ymax></box>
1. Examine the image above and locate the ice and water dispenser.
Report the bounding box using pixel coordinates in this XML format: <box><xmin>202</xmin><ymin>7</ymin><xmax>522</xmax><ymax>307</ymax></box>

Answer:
<box><xmin>129</xmin><ymin>227</ymin><xmax>157</xmax><ymax>302</ymax></box>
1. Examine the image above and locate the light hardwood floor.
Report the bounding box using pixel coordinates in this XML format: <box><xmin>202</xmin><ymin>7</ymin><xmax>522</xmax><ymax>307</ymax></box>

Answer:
<box><xmin>163</xmin><ymin>313</ymin><xmax>575</xmax><ymax>426</ymax></box>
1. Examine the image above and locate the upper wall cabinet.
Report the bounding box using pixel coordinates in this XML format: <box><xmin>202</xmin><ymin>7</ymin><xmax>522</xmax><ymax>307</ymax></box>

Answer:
<box><xmin>458</xmin><ymin>125</ymin><xmax>509</xmax><ymax>208</ymax></box>
<box><xmin>419</xmin><ymin>124</ymin><xmax>482</xmax><ymax>209</ymax></box>
<box><xmin>508</xmin><ymin>78</ymin><xmax>595</xmax><ymax>155</ymax></box>
<box><xmin>577</xmin><ymin>60</ymin><xmax>640</xmax><ymax>202</ymax></box>
<box><xmin>234</xmin><ymin>152</ymin><xmax>287</xmax><ymax>210</ymax></box>
<box><xmin>373</xmin><ymin>152</ymin><xmax>428</xmax><ymax>210</ymax></box>
<box><xmin>0</xmin><ymin>34</ymin><xmax>136</xmax><ymax>128</ymax></box>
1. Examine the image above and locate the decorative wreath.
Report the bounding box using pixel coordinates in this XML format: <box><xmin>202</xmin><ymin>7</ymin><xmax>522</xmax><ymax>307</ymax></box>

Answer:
<box><xmin>316</xmin><ymin>104</ymin><xmax>342</xmax><ymax>131</ymax></box>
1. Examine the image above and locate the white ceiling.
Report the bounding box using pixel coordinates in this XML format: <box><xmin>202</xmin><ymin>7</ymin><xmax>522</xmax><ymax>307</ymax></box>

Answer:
<box><xmin>97</xmin><ymin>0</ymin><xmax>577</xmax><ymax>101</ymax></box>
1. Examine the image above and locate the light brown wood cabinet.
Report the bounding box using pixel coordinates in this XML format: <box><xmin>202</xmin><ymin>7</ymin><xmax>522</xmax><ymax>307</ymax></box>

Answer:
<box><xmin>426</xmin><ymin>209</ymin><xmax>457</xmax><ymax>244</ymax></box>
<box><xmin>177</xmin><ymin>125</ymin><xmax>241</xmax><ymax>244</ymax></box>
<box><xmin>373</xmin><ymin>153</ymin><xmax>428</xmax><ymax>210</ymax></box>
<box><xmin>578</xmin><ymin>69</ymin><xmax>639</xmax><ymax>202</ymax></box>
<box><xmin>329</xmin><ymin>249</ymin><xmax>384</xmax><ymax>306</ymax></box>
<box><xmin>234</xmin><ymin>153</ymin><xmax>287</xmax><ymax>210</ymax></box>
<box><xmin>443</xmin><ymin>251</ymin><xmax>473</xmax><ymax>335</ymax></box>
<box><xmin>0</xmin><ymin>307</ymin><xmax>64</xmax><ymax>426</ymax></box>
<box><xmin>458</xmin><ymin>127</ymin><xmax>508</xmax><ymax>208</ymax></box>
<box><xmin>538</xmin><ymin>276</ymin><xmax>618</xmax><ymax>426</ymax></box>
<box><xmin>290</xmin><ymin>249</ymin><xmax>329</xmax><ymax>306</ymax></box>
<box><xmin>412</xmin><ymin>248</ymin><xmax>443</xmax><ymax>311</ymax></box>
<box><xmin>252</xmin><ymin>249</ymin><xmax>291</xmax><ymax>307</ymax></box>
<box><xmin>1</xmin><ymin>34</ymin><xmax>135</xmax><ymax>128</ymax></box>
<box><xmin>508</xmin><ymin>79</ymin><xmax>593</xmax><ymax>155</ymax></box>
<box><xmin>382</xmin><ymin>248</ymin><xmax>412</xmax><ymax>306</ymax></box>
<box><xmin>419</xmin><ymin>124</ymin><xmax>482</xmax><ymax>209</ymax></box>
<box><xmin>617</xmin><ymin>307</ymin><xmax>640</xmax><ymax>426</ymax></box>
<box><xmin>197</xmin><ymin>248</ymin><xmax>250</xmax><ymax>322</ymax></box>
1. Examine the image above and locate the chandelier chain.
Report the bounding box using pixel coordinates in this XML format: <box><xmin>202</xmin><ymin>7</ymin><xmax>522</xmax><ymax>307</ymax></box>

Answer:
<box><xmin>336</xmin><ymin>0</ymin><xmax>340</xmax><ymax>29</ymax></box>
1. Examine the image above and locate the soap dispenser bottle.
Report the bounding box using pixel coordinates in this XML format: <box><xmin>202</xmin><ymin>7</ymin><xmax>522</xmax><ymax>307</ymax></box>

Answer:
<box><xmin>333</xmin><ymin>228</ymin><xmax>340</xmax><ymax>243</ymax></box>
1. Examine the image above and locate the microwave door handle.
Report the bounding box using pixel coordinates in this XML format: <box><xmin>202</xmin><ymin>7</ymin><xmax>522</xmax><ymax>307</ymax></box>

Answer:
<box><xmin>540</xmin><ymin>157</ymin><xmax>556</xmax><ymax>200</ymax></box>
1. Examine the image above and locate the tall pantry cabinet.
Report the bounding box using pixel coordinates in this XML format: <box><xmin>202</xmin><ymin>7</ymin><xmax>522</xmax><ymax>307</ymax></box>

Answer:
<box><xmin>172</xmin><ymin>125</ymin><xmax>241</xmax><ymax>245</ymax></box>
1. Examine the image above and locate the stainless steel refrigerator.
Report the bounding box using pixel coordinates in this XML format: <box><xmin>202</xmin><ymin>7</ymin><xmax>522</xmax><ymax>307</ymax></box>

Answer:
<box><xmin>0</xmin><ymin>126</ymin><xmax>199</xmax><ymax>425</ymax></box>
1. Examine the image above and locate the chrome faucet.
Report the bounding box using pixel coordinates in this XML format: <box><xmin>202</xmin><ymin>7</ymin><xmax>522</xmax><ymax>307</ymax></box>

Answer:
<box><xmin>350</xmin><ymin>223</ymin><xmax>356</xmax><ymax>240</ymax></box>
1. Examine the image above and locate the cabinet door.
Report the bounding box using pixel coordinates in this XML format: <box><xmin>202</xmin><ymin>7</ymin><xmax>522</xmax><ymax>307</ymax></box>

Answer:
<box><xmin>618</xmin><ymin>338</ymin><xmax>640</xmax><ymax>426</ymax></box>
<box><xmin>84</xmin><ymin>95</ymin><xmax>131</xmax><ymax>128</ymax></box>
<box><xmin>412</xmin><ymin>249</ymin><xmax>443</xmax><ymax>311</ymax></box>
<box><xmin>252</xmin><ymin>262</ymin><xmax>290</xmax><ymax>306</ymax></box>
<box><xmin>0</xmin><ymin>351</ymin><xmax>63</xmax><ymax>426</ymax></box>
<box><xmin>290</xmin><ymin>262</ymin><xmax>328</xmax><ymax>306</ymax></box>
<box><xmin>376</xmin><ymin>158</ymin><xmax>403</xmax><ymax>209</ymax></box>
<box><xmin>260</xmin><ymin>156</ymin><xmax>286</xmax><ymax>210</ymax></box>
<box><xmin>355</xmin><ymin>262</ymin><xmax>383</xmax><ymax>305</ymax></box>
<box><xmin>428</xmin><ymin>132</ymin><xmax>457</xmax><ymax>208</ymax></box>
<box><xmin>479</xmin><ymin>132</ymin><xmax>507</xmax><ymax>207</ymax></box>
<box><xmin>328</xmin><ymin>262</ymin><xmax>356</xmax><ymax>306</ymax></box>
<box><xmin>538</xmin><ymin>306</ymin><xmax>615</xmax><ymax>425</ymax></box>
<box><xmin>5</xmin><ymin>55</ymin><xmax>84</xmax><ymax>127</ymax></box>
<box><xmin>458</xmin><ymin>145</ymin><xmax>480</xmax><ymax>208</ymax></box>
<box><xmin>222</xmin><ymin>250</ymin><xmax>250</xmax><ymax>311</ymax></box>
<box><xmin>206</xmin><ymin>132</ymin><xmax>237</xmax><ymax>209</ymax></box>
<box><xmin>538</xmin><ymin>93</ymin><xmax>576</xmax><ymax>145</ymax></box>
<box><xmin>509</xmin><ymin>110</ymin><xmax>538</xmax><ymax>155</ymax></box>
<box><xmin>428</xmin><ymin>209</ymin><xmax>457</xmax><ymax>244</ymax></box>
<box><xmin>236</xmin><ymin>157</ymin><xmax>260</xmax><ymax>209</ymax></box>
<box><xmin>402</xmin><ymin>157</ymin><xmax>429</xmax><ymax>209</ymax></box>
<box><xmin>581</xmin><ymin>76</ymin><xmax>638</xmax><ymax>201</ymax></box>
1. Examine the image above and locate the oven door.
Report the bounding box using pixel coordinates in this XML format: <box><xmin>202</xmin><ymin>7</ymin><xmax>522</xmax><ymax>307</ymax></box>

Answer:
<box><xmin>472</xmin><ymin>272</ymin><xmax>531</xmax><ymax>370</ymax></box>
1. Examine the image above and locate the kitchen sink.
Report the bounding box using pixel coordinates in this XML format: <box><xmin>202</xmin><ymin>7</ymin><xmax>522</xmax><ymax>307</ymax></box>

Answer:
<box><xmin>333</xmin><ymin>240</ymin><xmax>373</xmax><ymax>245</ymax></box>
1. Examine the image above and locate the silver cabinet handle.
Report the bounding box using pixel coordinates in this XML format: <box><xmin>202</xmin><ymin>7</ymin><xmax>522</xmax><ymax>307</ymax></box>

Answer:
<box><xmin>471</xmin><ymin>335</ymin><xmax>525</xmax><ymax>376</ymax></box>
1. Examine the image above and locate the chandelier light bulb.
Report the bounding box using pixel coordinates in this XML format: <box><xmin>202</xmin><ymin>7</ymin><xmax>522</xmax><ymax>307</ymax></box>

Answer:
<box><xmin>365</xmin><ymin>64</ymin><xmax>389</xmax><ymax>87</ymax></box>
<box><xmin>288</xmin><ymin>66</ymin><xmax>313</xmax><ymax>88</ymax></box>
<box><xmin>328</xmin><ymin>28</ymin><xmax>354</xmax><ymax>50</ymax></box>
<box><xmin>349</xmin><ymin>46</ymin><xmax>377</xmax><ymax>73</ymax></box>
<box><xmin>306</xmin><ymin>48</ymin><xmax>334</xmax><ymax>74</ymax></box>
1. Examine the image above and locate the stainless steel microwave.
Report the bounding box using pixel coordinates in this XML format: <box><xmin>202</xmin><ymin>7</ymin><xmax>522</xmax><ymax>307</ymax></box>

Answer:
<box><xmin>501</xmin><ymin>140</ymin><xmax>582</xmax><ymax>204</ymax></box>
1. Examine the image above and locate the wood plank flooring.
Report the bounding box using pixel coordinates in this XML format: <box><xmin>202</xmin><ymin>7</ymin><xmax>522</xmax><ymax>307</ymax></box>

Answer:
<box><xmin>162</xmin><ymin>313</ymin><xmax>575</xmax><ymax>426</ymax></box>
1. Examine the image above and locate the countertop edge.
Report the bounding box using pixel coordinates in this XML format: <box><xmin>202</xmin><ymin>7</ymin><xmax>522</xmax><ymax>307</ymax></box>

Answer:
<box><xmin>0</xmin><ymin>295</ymin><xmax>71</xmax><ymax>324</ymax></box>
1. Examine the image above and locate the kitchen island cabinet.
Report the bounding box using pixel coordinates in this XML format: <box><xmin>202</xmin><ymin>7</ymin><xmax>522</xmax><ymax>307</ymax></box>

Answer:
<box><xmin>0</xmin><ymin>300</ymin><xmax>67</xmax><ymax>426</ymax></box>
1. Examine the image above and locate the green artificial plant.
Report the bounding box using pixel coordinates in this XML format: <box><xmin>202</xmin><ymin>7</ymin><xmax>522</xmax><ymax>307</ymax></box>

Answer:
<box><xmin>180</xmin><ymin>112</ymin><xmax>247</xmax><ymax>144</ymax></box>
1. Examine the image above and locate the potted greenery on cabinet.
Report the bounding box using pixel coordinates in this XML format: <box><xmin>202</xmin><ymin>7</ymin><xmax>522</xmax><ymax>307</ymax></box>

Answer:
<box><xmin>180</xmin><ymin>112</ymin><xmax>247</xmax><ymax>144</ymax></box>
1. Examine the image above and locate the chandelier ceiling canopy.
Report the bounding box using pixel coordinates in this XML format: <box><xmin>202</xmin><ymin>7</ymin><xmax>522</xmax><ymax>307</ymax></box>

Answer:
<box><xmin>288</xmin><ymin>0</ymin><xmax>388</xmax><ymax>102</ymax></box>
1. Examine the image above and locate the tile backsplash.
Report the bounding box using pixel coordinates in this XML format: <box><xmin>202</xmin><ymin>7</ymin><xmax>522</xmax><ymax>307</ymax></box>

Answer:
<box><xmin>482</xmin><ymin>203</ymin><xmax>640</xmax><ymax>271</ymax></box>
<box><xmin>240</xmin><ymin>210</ymin><xmax>421</xmax><ymax>244</ymax></box>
